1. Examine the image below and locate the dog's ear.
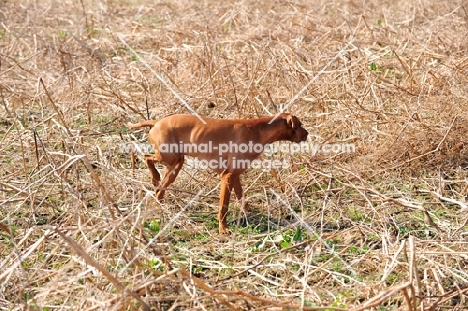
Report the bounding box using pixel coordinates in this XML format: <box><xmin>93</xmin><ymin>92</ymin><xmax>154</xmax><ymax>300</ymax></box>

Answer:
<box><xmin>286</xmin><ymin>115</ymin><xmax>299</xmax><ymax>130</ymax></box>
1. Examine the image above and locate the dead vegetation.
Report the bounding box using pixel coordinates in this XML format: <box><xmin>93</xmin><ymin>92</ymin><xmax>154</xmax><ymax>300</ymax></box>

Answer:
<box><xmin>1</xmin><ymin>0</ymin><xmax>468</xmax><ymax>310</ymax></box>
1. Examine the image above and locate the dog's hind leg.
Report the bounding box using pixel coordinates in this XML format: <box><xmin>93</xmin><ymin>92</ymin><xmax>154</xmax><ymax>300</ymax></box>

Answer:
<box><xmin>155</xmin><ymin>156</ymin><xmax>184</xmax><ymax>201</ymax></box>
<box><xmin>145</xmin><ymin>154</ymin><xmax>161</xmax><ymax>189</ymax></box>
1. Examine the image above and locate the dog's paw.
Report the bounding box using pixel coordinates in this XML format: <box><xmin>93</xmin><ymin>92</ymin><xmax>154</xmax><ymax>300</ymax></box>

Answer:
<box><xmin>219</xmin><ymin>226</ymin><xmax>232</xmax><ymax>235</ymax></box>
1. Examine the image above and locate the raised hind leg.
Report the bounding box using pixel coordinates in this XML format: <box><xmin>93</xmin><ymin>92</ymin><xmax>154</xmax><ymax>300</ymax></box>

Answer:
<box><xmin>145</xmin><ymin>154</ymin><xmax>161</xmax><ymax>189</ymax></box>
<box><xmin>155</xmin><ymin>156</ymin><xmax>184</xmax><ymax>201</ymax></box>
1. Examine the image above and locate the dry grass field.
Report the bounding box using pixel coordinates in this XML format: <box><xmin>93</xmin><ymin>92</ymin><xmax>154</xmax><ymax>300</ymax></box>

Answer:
<box><xmin>1</xmin><ymin>0</ymin><xmax>468</xmax><ymax>310</ymax></box>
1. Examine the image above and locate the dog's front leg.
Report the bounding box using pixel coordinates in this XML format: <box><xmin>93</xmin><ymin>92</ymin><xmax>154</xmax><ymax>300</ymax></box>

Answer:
<box><xmin>233</xmin><ymin>176</ymin><xmax>250</xmax><ymax>213</ymax></box>
<box><xmin>218</xmin><ymin>172</ymin><xmax>236</xmax><ymax>234</ymax></box>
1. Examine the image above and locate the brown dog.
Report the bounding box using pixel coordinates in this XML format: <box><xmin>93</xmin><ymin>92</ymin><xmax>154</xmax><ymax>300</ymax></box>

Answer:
<box><xmin>128</xmin><ymin>113</ymin><xmax>308</xmax><ymax>234</ymax></box>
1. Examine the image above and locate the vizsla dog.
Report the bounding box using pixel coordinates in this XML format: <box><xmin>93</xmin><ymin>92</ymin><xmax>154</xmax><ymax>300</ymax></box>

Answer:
<box><xmin>128</xmin><ymin>113</ymin><xmax>308</xmax><ymax>234</ymax></box>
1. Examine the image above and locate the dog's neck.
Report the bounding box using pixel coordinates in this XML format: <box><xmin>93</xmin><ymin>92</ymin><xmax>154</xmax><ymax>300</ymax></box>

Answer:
<box><xmin>256</xmin><ymin>117</ymin><xmax>290</xmax><ymax>145</ymax></box>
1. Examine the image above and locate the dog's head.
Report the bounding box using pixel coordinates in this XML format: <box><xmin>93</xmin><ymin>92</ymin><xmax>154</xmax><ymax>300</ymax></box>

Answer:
<box><xmin>275</xmin><ymin>113</ymin><xmax>308</xmax><ymax>143</ymax></box>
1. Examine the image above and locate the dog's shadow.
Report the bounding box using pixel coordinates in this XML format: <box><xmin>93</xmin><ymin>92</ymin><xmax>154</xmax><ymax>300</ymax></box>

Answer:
<box><xmin>228</xmin><ymin>206</ymin><xmax>299</xmax><ymax>234</ymax></box>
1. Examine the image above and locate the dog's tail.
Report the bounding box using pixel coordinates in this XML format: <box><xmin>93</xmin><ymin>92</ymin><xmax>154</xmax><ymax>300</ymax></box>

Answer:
<box><xmin>127</xmin><ymin>120</ymin><xmax>158</xmax><ymax>129</ymax></box>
